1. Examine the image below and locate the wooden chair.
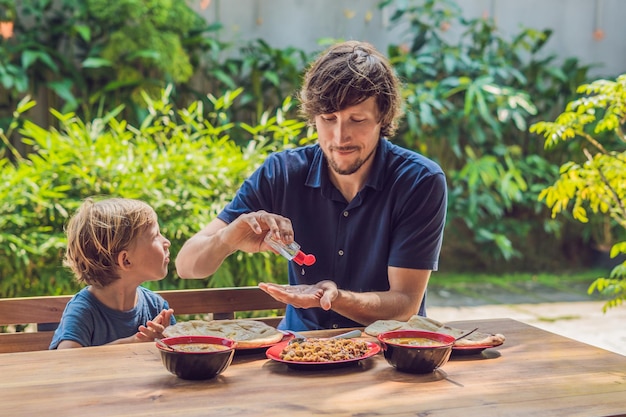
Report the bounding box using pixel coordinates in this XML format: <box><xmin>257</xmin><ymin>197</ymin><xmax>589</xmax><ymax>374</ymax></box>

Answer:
<box><xmin>0</xmin><ymin>286</ymin><xmax>285</xmax><ymax>354</ymax></box>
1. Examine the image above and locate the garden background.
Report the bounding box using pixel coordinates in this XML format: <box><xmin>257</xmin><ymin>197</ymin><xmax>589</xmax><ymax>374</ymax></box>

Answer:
<box><xmin>1</xmin><ymin>0</ymin><xmax>625</xmax><ymax>311</ymax></box>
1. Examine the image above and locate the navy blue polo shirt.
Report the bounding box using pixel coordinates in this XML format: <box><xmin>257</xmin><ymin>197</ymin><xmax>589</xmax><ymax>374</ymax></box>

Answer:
<box><xmin>218</xmin><ymin>139</ymin><xmax>447</xmax><ymax>331</ymax></box>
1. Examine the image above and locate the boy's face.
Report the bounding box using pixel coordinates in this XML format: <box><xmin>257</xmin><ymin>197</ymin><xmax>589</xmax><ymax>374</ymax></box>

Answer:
<box><xmin>315</xmin><ymin>96</ymin><xmax>382</xmax><ymax>177</ymax></box>
<box><xmin>124</xmin><ymin>222</ymin><xmax>171</xmax><ymax>282</ymax></box>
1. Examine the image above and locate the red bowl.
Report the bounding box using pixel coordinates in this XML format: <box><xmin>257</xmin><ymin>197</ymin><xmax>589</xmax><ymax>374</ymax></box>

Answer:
<box><xmin>377</xmin><ymin>330</ymin><xmax>455</xmax><ymax>374</ymax></box>
<box><xmin>156</xmin><ymin>335</ymin><xmax>237</xmax><ymax>380</ymax></box>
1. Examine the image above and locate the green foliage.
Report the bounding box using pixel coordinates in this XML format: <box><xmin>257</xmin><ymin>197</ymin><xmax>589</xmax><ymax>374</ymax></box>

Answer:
<box><xmin>1</xmin><ymin>0</ymin><xmax>209</xmax><ymax>124</ymax></box>
<box><xmin>2</xmin><ymin>0</ymin><xmax>619</xmax><ymax>293</ymax></box>
<box><xmin>91</xmin><ymin>0</ymin><xmax>201</xmax><ymax>84</ymax></box>
<box><xmin>380</xmin><ymin>0</ymin><xmax>593</xmax><ymax>267</ymax></box>
<box><xmin>0</xmin><ymin>88</ymin><xmax>311</xmax><ymax>297</ymax></box>
<box><xmin>531</xmin><ymin>74</ymin><xmax>626</xmax><ymax>311</ymax></box>
<box><xmin>192</xmin><ymin>38</ymin><xmax>314</xmax><ymax>132</ymax></box>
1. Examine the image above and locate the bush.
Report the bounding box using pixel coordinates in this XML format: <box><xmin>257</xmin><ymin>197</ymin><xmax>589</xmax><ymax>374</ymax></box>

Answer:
<box><xmin>0</xmin><ymin>0</ymin><xmax>213</xmax><ymax>129</ymax></box>
<box><xmin>381</xmin><ymin>0</ymin><xmax>595</xmax><ymax>270</ymax></box>
<box><xmin>531</xmin><ymin>74</ymin><xmax>626</xmax><ymax>310</ymax></box>
<box><xmin>0</xmin><ymin>88</ymin><xmax>312</xmax><ymax>297</ymax></box>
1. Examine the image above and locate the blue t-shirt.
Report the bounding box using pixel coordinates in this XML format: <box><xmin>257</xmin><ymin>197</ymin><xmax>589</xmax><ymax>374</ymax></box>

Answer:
<box><xmin>49</xmin><ymin>286</ymin><xmax>176</xmax><ymax>349</ymax></box>
<box><xmin>218</xmin><ymin>139</ymin><xmax>447</xmax><ymax>331</ymax></box>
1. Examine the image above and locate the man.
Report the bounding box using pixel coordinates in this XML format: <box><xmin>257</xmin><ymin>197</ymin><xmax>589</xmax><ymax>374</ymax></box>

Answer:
<box><xmin>175</xmin><ymin>40</ymin><xmax>447</xmax><ymax>331</ymax></box>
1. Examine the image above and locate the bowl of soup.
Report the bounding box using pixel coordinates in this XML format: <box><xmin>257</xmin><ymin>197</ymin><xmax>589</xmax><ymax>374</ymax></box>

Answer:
<box><xmin>377</xmin><ymin>330</ymin><xmax>455</xmax><ymax>374</ymax></box>
<box><xmin>156</xmin><ymin>335</ymin><xmax>237</xmax><ymax>380</ymax></box>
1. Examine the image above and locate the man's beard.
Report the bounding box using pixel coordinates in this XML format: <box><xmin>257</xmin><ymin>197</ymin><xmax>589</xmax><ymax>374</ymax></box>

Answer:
<box><xmin>326</xmin><ymin>145</ymin><xmax>377</xmax><ymax>176</ymax></box>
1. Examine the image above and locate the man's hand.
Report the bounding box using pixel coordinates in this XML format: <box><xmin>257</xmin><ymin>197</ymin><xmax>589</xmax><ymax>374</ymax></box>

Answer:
<box><xmin>258</xmin><ymin>280</ymin><xmax>338</xmax><ymax>310</ymax></box>
<box><xmin>260</xmin><ymin>267</ymin><xmax>431</xmax><ymax>326</ymax></box>
<box><xmin>177</xmin><ymin>210</ymin><xmax>297</xmax><ymax>279</ymax></box>
<box><xmin>220</xmin><ymin>211</ymin><xmax>295</xmax><ymax>254</ymax></box>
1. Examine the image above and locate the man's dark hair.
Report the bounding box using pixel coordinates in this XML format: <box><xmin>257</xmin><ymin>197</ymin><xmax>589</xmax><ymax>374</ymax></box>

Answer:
<box><xmin>299</xmin><ymin>40</ymin><xmax>404</xmax><ymax>137</ymax></box>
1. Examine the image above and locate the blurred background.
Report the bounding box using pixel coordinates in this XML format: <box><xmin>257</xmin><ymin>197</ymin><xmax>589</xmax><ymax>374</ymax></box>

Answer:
<box><xmin>191</xmin><ymin>0</ymin><xmax>625</xmax><ymax>78</ymax></box>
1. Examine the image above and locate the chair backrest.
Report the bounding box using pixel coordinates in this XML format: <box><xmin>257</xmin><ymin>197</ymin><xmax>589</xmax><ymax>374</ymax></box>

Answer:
<box><xmin>0</xmin><ymin>286</ymin><xmax>285</xmax><ymax>353</ymax></box>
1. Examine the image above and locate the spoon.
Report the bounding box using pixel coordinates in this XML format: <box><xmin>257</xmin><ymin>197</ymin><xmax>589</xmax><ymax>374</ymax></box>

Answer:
<box><xmin>454</xmin><ymin>327</ymin><xmax>479</xmax><ymax>342</ymax></box>
<box><xmin>155</xmin><ymin>338</ymin><xmax>178</xmax><ymax>351</ymax></box>
<box><xmin>288</xmin><ymin>329</ymin><xmax>362</xmax><ymax>344</ymax></box>
<box><xmin>331</xmin><ymin>329</ymin><xmax>362</xmax><ymax>340</ymax></box>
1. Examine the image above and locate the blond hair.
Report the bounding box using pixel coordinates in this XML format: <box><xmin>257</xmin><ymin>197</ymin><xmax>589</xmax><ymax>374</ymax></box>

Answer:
<box><xmin>64</xmin><ymin>198</ymin><xmax>157</xmax><ymax>287</ymax></box>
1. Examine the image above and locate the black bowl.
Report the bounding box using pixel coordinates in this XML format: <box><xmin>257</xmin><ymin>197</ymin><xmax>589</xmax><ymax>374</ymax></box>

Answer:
<box><xmin>156</xmin><ymin>335</ymin><xmax>237</xmax><ymax>380</ymax></box>
<box><xmin>377</xmin><ymin>330</ymin><xmax>455</xmax><ymax>374</ymax></box>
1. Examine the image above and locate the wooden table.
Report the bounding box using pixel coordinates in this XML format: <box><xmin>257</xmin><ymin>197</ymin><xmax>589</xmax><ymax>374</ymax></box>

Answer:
<box><xmin>1</xmin><ymin>318</ymin><xmax>625</xmax><ymax>417</ymax></box>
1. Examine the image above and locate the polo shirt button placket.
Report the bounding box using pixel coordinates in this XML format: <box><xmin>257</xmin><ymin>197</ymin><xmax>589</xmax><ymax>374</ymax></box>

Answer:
<box><xmin>339</xmin><ymin>213</ymin><xmax>348</xmax><ymax>256</ymax></box>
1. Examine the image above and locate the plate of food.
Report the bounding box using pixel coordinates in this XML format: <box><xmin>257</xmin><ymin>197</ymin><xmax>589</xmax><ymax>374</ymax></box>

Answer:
<box><xmin>364</xmin><ymin>315</ymin><xmax>505</xmax><ymax>355</ymax></box>
<box><xmin>163</xmin><ymin>319</ymin><xmax>287</xmax><ymax>351</ymax></box>
<box><xmin>266</xmin><ymin>338</ymin><xmax>380</xmax><ymax>370</ymax></box>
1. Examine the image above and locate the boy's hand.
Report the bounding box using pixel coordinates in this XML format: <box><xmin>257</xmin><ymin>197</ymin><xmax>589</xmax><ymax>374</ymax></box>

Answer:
<box><xmin>135</xmin><ymin>308</ymin><xmax>175</xmax><ymax>342</ymax></box>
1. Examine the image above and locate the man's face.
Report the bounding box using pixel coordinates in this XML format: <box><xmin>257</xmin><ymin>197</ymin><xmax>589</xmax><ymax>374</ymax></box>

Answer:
<box><xmin>315</xmin><ymin>97</ymin><xmax>382</xmax><ymax>176</ymax></box>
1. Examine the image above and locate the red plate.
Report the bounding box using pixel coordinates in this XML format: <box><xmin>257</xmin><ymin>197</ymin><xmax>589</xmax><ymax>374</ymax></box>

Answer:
<box><xmin>266</xmin><ymin>340</ymin><xmax>381</xmax><ymax>370</ymax></box>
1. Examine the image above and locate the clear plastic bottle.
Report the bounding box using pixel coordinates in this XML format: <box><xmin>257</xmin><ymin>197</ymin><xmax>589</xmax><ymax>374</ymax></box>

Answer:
<box><xmin>264</xmin><ymin>231</ymin><xmax>316</xmax><ymax>266</ymax></box>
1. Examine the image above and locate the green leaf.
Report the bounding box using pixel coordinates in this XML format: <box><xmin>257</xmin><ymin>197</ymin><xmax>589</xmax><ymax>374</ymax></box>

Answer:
<box><xmin>16</xmin><ymin>96</ymin><xmax>36</xmax><ymax>114</ymax></box>
<box><xmin>47</xmin><ymin>80</ymin><xmax>77</xmax><ymax>106</ymax></box>
<box><xmin>127</xmin><ymin>50</ymin><xmax>161</xmax><ymax>61</ymax></box>
<box><xmin>74</xmin><ymin>24</ymin><xmax>91</xmax><ymax>42</ymax></box>
<box><xmin>21</xmin><ymin>51</ymin><xmax>59</xmax><ymax>73</ymax></box>
<box><xmin>263</xmin><ymin>71</ymin><xmax>280</xmax><ymax>87</ymax></box>
<box><xmin>82</xmin><ymin>58</ymin><xmax>112</xmax><ymax>69</ymax></box>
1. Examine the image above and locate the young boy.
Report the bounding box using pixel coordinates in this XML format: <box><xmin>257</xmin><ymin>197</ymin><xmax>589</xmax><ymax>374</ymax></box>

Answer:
<box><xmin>50</xmin><ymin>197</ymin><xmax>175</xmax><ymax>349</ymax></box>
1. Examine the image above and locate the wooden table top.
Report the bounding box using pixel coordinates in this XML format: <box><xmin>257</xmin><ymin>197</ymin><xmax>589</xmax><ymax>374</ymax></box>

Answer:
<box><xmin>1</xmin><ymin>318</ymin><xmax>625</xmax><ymax>417</ymax></box>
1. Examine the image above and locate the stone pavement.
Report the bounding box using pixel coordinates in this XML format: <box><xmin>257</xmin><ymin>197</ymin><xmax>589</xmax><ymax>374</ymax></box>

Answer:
<box><xmin>426</xmin><ymin>281</ymin><xmax>626</xmax><ymax>356</ymax></box>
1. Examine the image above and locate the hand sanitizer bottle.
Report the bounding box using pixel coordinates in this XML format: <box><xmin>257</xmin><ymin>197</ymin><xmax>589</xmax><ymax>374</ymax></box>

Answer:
<box><xmin>264</xmin><ymin>231</ymin><xmax>316</xmax><ymax>266</ymax></box>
